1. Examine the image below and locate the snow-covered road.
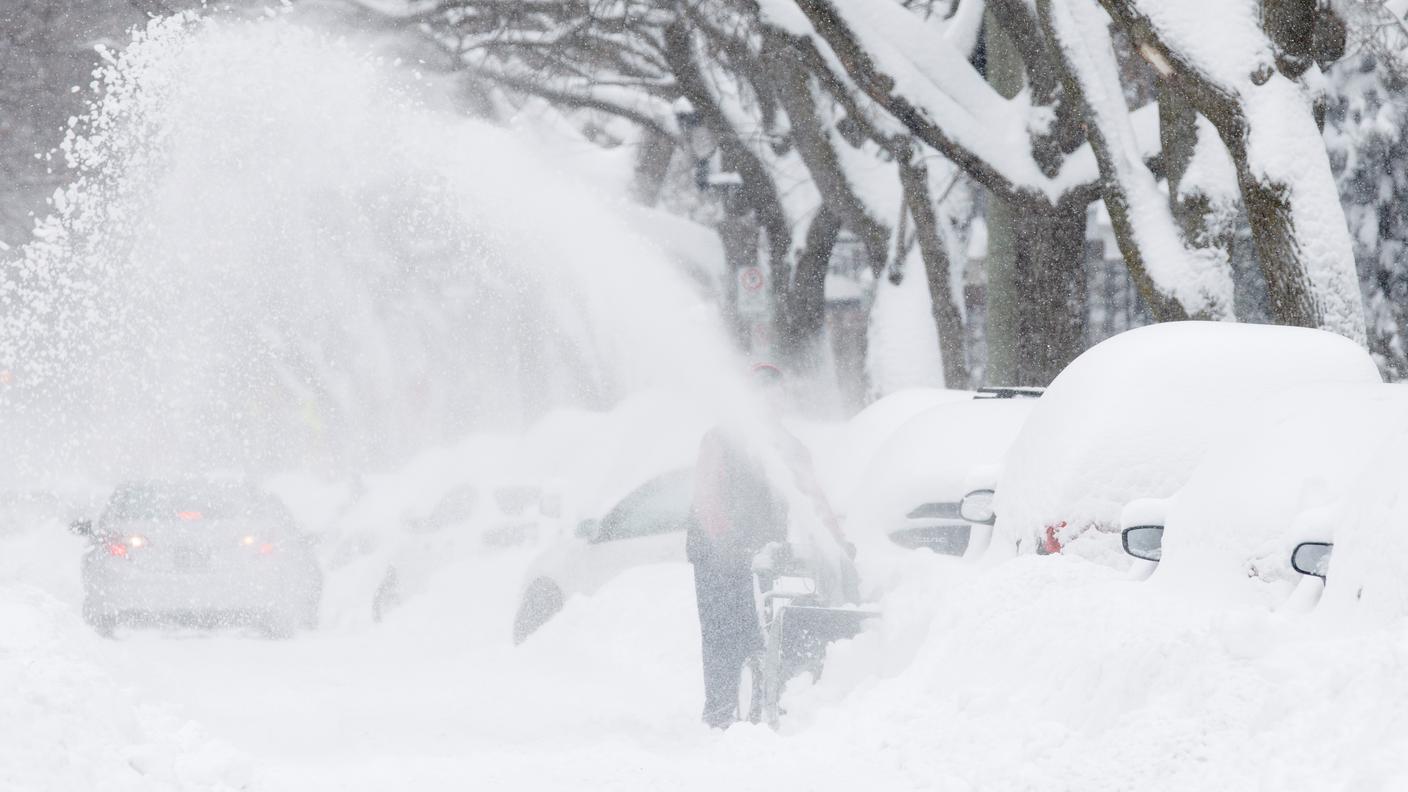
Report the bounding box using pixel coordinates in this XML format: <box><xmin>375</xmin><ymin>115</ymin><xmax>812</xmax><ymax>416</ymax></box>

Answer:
<box><xmin>10</xmin><ymin>518</ymin><xmax>1408</xmax><ymax>792</ymax></box>
<box><xmin>21</xmin><ymin>544</ymin><xmax>916</xmax><ymax>791</ymax></box>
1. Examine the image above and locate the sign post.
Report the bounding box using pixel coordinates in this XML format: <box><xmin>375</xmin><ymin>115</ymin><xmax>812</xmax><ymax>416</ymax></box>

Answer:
<box><xmin>736</xmin><ymin>266</ymin><xmax>767</xmax><ymax>317</ymax></box>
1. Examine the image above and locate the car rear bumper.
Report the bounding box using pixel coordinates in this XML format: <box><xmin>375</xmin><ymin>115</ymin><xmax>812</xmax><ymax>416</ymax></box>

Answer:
<box><xmin>83</xmin><ymin>556</ymin><xmax>320</xmax><ymax>615</ymax></box>
<box><xmin>887</xmin><ymin>520</ymin><xmax>973</xmax><ymax>555</ymax></box>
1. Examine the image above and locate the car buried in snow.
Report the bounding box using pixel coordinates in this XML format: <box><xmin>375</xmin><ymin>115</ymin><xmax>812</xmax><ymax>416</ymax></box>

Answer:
<box><xmin>1284</xmin><ymin>412</ymin><xmax>1408</xmax><ymax>618</ymax></box>
<box><xmin>1121</xmin><ymin>382</ymin><xmax>1408</xmax><ymax>610</ymax></box>
<box><xmin>845</xmin><ymin>388</ymin><xmax>1039</xmax><ymax>557</ymax></box>
<box><xmin>828</xmin><ymin>386</ymin><xmax>977</xmax><ymax>517</ymax></box>
<box><xmin>78</xmin><ymin>479</ymin><xmax>323</xmax><ymax>637</ymax></box>
<box><xmin>988</xmin><ymin>321</ymin><xmax>1382</xmax><ymax>566</ymax></box>
<box><xmin>513</xmin><ymin>468</ymin><xmax>695</xmax><ymax>643</ymax></box>
<box><xmin>372</xmin><ymin>478</ymin><xmax>551</xmax><ymax>621</ymax></box>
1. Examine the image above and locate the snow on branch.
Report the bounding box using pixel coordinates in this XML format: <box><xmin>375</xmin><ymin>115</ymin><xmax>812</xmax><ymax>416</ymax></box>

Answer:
<box><xmin>1100</xmin><ymin>0</ymin><xmax>1367</xmax><ymax>343</ymax></box>
<box><xmin>467</xmin><ymin>61</ymin><xmax>679</xmax><ymax>136</ymax></box>
<box><xmin>1041</xmin><ymin>0</ymin><xmax>1233</xmax><ymax>320</ymax></box>
<box><xmin>780</xmin><ymin>0</ymin><xmax>1073</xmax><ymax>205</ymax></box>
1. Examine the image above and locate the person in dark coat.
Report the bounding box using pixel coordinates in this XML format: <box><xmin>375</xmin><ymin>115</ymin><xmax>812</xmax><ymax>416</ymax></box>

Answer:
<box><xmin>687</xmin><ymin>363</ymin><xmax>846</xmax><ymax>728</ymax></box>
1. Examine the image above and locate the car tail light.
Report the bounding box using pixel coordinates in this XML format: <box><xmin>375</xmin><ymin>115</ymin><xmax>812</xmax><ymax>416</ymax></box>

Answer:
<box><xmin>106</xmin><ymin>535</ymin><xmax>148</xmax><ymax>557</ymax></box>
<box><xmin>240</xmin><ymin>535</ymin><xmax>275</xmax><ymax>555</ymax></box>
<box><xmin>177</xmin><ymin>510</ymin><xmax>203</xmax><ymax>521</ymax></box>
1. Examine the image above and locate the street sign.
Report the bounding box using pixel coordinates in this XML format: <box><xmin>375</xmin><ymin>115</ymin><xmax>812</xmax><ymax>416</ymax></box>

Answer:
<box><xmin>737</xmin><ymin>266</ymin><xmax>767</xmax><ymax>317</ymax></box>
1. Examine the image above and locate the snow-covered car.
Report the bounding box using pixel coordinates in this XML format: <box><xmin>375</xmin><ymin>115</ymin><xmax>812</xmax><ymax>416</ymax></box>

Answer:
<box><xmin>830</xmin><ymin>387</ymin><xmax>975</xmax><ymax>515</ymax></box>
<box><xmin>1284</xmin><ymin>397</ymin><xmax>1408</xmax><ymax>620</ymax></box>
<box><xmin>513</xmin><ymin>468</ymin><xmax>694</xmax><ymax>643</ymax></box>
<box><xmin>1121</xmin><ymin>383</ymin><xmax>1408</xmax><ymax>611</ymax></box>
<box><xmin>79</xmin><ymin>480</ymin><xmax>323</xmax><ymax>637</ymax></box>
<box><xmin>372</xmin><ymin>479</ymin><xmax>549</xmax><ymax>620</ymax></box>
<box><xmin>846</xmin><ymin>390</ymin><xmax>1039</xmax><ymax>556</ymax></box>
<box><xmin>991</xmin><ymin>322</ymin><xmax>1381</xmax><ymax>564</ymax></box>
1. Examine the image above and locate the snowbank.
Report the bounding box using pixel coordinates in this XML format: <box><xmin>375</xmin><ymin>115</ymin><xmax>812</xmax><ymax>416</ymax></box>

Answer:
<box><xmin>0</xmin><ymin>582</ymin><xmax>248</xmax><ymax>791</ymax></box>
<box><xmin>795</xmin><ymin>553</ymin><xmax>1408</xmax><ymax>791</ymax></box>
<box><xmin>992</xmin><ymin>322</ymin><xmax>1380</xmax><ymax>562</ymax></box>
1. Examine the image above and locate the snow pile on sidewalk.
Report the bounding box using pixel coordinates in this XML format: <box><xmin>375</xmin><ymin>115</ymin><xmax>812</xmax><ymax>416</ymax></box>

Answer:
<box><xmin>0</xmin><ymin>582</ymin><xmax>249</xmax><ymax>791</ymax></box>
<box><xmin>793</xmin><ymin>551</ymin><xmax>1408</xmax><ymax>791</ymax></box>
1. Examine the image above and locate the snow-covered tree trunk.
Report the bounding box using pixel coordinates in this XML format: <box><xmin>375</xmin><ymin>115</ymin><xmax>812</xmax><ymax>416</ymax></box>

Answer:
<box><xmin>782</xmin><ymin>205</ymin><xmax>843</xmax><ymax>359</ymax></box>
<box><xmin>661</xmin><ymin>19</ymin><xmax>799</xmax><ymax>347</ymax></box>
<box><xmin>1039</xmin><ymin>0</ymin><xmax>1235</xmax><ymax>323</ymax></box>
<box><xmin>981</xmin><ymin>9</ymin><xmax>1025</xmax><ymax>387</ymax></box>
<box><xmin>1011</xmin><ymin>201</ymin><xmax>1090</xmax><ymax>384</ymax></box>
<box><xmin>760</xmin><ymin>16</ymin><xmax>970</xmax><ymax>385</ymax></box>
<box><xmin>981</xmin><ymin>5</ymin><xmax>1090</xmax><ymax>386</ymax></box>
<box><xmin>631</xmin><ymin>129</ymin><xmax>675</xmax><ymax>207</ymax></box>
<box><xmin>1158</xmin><ymin>86</ymin><xmax>1235</xmax><ymax>262</ymax></box>
<box><xmin>768</xmin><ymin>34</ymin><xmax>891</xmax><ymax>275</ymax></box>
<box><xmin>1097</xmin><ymin>0</ymin><xmax>1367</xmax><ymax>343</ymax></box>
<box><xmin>895</xmin><ymin>139</ymin><xmax>969</xmax><ymax>387</ymax></box>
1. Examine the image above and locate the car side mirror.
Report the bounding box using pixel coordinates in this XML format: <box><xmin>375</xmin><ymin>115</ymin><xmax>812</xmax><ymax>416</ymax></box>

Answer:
<box><xmin>1291</xmin><ymin>541</ymin><xmax>1332</xmax><ymax>579</ymax></box>
<box><xmin>1121</xmin><ymin>525</ymin><xmax>1164</xmax><ymax>562</ymax></box>
<box><xmin>70</xmin><ymin>519</ymin><xmax>93</xmax><ymax>537</ymax></box>
<box><xmin>575</xmin><ymin>518</ymin><xmax>603</xmax><ymax>542</ymax></box>
<box><xmin>959</xmin><ymin>490</ymin><xmax>996</xmax><ymax>526</ymax></box>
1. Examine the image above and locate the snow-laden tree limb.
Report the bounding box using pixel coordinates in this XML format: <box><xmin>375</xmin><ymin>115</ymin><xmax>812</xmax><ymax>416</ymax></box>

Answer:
<box><xmin>781</xmin><ymin>0</ymin><xmax>1065</xmax><ymax>205</ymax></box>
<box><xmin>464</xmin><ymin>61</ymin><xmax>679</xmax><ymax>137</ymax></box>
<box><xmin>758</xmin><ymin>6</ymin><xmax>972</xmax><ymax>383</ymax></box>
<box><xmin>772</xmin><ymin>0</ymin><xmax>1156</xmax><ymax>204</ymax></box>
<box><xmin>769</xmin><ymin>42</ymin><xmax>892</xmax><ymax>274</ymax></box>
<box><xmin>895</xmin><ymin>137</ymin><xmax>971</xmax><ymax>387</ymax></box>
<box><xmin>1039</xmin><ymin>0</ymin><xmax>1234</xmax><ymax>321</ymax></box>
<box><xmin>1099</xmin><ymin>0</ymin><xmax>1367</xmax><ymax>343</ymax></box>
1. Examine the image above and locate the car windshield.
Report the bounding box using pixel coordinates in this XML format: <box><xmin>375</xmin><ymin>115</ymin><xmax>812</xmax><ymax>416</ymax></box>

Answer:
<box><xmin>601</xmin><ymin>469</ymin><xmax>695</xmax><ymax>540</ymax></box>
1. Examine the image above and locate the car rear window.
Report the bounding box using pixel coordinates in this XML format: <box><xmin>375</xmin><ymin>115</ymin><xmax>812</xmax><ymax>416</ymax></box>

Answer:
<box><xmin>104</xmin><ymin>483</ymin><xmax>276</xmax><ymax>522</ymax></box>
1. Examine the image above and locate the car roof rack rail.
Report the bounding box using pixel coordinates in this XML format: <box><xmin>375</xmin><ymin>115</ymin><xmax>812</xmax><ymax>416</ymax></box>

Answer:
<box><xmin>973</xmin><ymin>386</ymin><xmax>1044</xmax><ymax>399</ymax></box>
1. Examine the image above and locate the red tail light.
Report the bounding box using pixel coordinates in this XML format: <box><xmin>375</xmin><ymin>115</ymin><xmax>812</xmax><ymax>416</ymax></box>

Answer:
<box><xmin>241</xmin><ymin>535</ymin><xmax>275</xmax><ymax>555</ymax></box>
<box><xmin>177</xmin><ymin>511</ymin><xmax>203</xmax><ymax>521</ymax></box>
<box><xmin>107</xmin><ymin>535</ymin><xmax>149</xmax><ymax>557</ymax></box>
